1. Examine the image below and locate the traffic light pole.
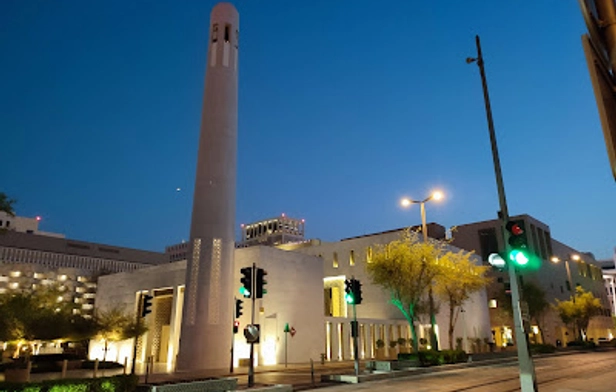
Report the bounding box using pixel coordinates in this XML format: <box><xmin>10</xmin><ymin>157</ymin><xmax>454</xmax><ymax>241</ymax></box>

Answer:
<box><xmin>230</xmin><ymin>296</ymin><xmax>236</xmax><ymax>374</ymax></box>
<box><xmin>131</xmin><ymin>292</ymin><xmax>143</xmax><ymax>375</ymax></box>
<box><xmin>248</xmin><ymin>263</ymin><xmax>256</xmax><ymax>388</ymax></box>
<box><xmin>352</xmin><ymin>301</ymin><xmax>359</xmax><ymax>376</ymax></box>
<box><xmin>469</xmin><ymin>35</ymin><xmax>538</xmax><ymax>392</ymax></box>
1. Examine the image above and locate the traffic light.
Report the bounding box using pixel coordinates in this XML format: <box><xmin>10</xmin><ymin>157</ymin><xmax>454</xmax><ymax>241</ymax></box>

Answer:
<box><xmin>344</xmin><ymin>279</ymin><xmax>354</xmax><ymax>304</ymax></box>
<box><xmin>255</xmin><ymin>268</ymin><xmax>268</xmax><ymax>298</ymax></box>
<box><xmin>240</xmin><ymin>267</ymin><xmax>252</xmax><ymax>298</ymax></box>
<box><xmin>141</xmin><ymin>294</ymin><xmax>153</xmax><ymax>318</ymax></box>
<box><xmin>506</xmin><ymin>220</ymin><xmax>529</xmax><ymax>267</ymax></box>
<box><xmin>351</xmin><ymin>279</ymin><xmax>363</xmax><ymax>305</ymax></box>
<box><xmin>235</xmin><ymin>299</ymin><xmax>243</xmax><ymax>318</ymax></box>
<box><xmin>233</xmin><ymin>320</ymin><xmax>240</xmax><ymax>334</ymax></box>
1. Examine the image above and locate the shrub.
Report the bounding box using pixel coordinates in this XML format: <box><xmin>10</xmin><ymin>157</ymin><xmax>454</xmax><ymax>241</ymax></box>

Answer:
<box><xmin>375</xmin><ymin>339</ymin><xmax>385</xmax><ymax>349</ymax></box>
<box><xmin>397</xmin><ymin>338</ymin><xmax>407</xmax><ymax>347</ymax></box>
<box><xmin>397</xmin><ymin>353</ymin><xmax>418</xmax><ymax>361</ymax></box>
<box><xmin>417</xmin><ymin>349</ymin><xmax>467</xmax><ymax>366</ymax></box>
<box><xmin>0</xmin><ymin>374</ymin><xmax>137</xmax><ymax>392</ymax></box>
<box><xmin>566</xmin><ymin>340</ymin><xmax>596</xmax><ymax>349</ymax></box>
<box><xmin>389</xmin><ymin>341</ymin><xmax>398</xmax><ymax>349</ymax></box>
<box><xmin>530</xmin><ymin>344</ymin><xmax>556</xmax><ymax>354</ymax></box>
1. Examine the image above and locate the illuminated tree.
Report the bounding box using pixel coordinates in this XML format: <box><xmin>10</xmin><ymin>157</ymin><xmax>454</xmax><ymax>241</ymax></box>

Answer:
<box><xmin>434</xmin><ymin>249</ymin><xmax>491</xmax><ymax>350</ymax></box>
<box><xmin>366</xmin><ymin>231</ymin><xmax>440</xmax><ymax>352</ymax></box>
<box><xmin>555</xmin><ymin>286</ymin><xmax>602</xmax><ymax>341</ymax></box>
<box><xmin>93</xmin><ymin>306</ymin><xmax>147</xmax><ymax>362</ymax></box>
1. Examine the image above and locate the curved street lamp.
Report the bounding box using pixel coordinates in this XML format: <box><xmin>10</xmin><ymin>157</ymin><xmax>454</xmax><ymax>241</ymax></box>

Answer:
<box><xmin>399</xmin><ymin>190</ymin><xmax>444</xmax><ymax>351</ymax></box>
<box><xmin>400</xmin><ymin>191</ymin><xmax>444</xmax><ymax>242</ymax></box>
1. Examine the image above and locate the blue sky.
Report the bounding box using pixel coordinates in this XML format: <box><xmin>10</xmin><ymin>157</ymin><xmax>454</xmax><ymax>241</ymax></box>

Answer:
<box><xmin>1</xmin><ymin>1</ymin><xmax>614</xmax><ymax>259</ymax></box>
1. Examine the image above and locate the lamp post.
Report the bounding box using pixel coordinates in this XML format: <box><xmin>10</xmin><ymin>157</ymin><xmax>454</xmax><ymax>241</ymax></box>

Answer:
<box><xmin>467</xmin><ymin>35</ymin><xmax>538</xmax><ymax>391</ymax></box>
<box><xmin>400</xmin><ymin>190</ymin><xmax>443</xmax><ymax>351</ymax></box>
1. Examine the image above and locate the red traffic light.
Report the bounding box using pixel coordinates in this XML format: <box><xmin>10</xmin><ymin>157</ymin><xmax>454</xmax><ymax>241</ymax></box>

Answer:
<box><xmin>511</xmin><ymin>224</ymin><xmax>523</xmax><ymax>236</ymax></box>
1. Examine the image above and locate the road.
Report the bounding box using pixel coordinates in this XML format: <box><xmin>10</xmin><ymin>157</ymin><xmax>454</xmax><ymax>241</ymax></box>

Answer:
<box><xmin>289</xmin><ymin>351</ymin><xmax>616</xmax><ymax>392</ymax></box>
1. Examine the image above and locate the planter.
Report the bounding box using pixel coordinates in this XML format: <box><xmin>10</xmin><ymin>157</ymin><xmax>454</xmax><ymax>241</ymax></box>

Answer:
<box><xmin>375</xmin><ymin>348</ymin><xmax>386</xmax><ymax>360</ymax></box>
<box><xmin>5</xmin><ymin>367</ymin><xmax>30</xmax><ymax>383</ymax></box>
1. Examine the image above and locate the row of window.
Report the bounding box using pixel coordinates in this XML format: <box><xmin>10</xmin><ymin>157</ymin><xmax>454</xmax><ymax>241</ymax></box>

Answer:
<box><xmin>0</xmin><ymin>220</ymin><xmax>11</xmax><ymax>228</ymax></box>
<box><xmin>0</xmin><ymin>246</ymin><xmax>144</xmax><ymax>273</ymax></box>
<box><xmin>330</xmin><ymin>248</ymin><xmax>373</xmax><ymax>268</ymax></box>
<box><xmin>211</xmin><ymin>23</ymin><xmax>239</xmax><ymax>48</ymax></box>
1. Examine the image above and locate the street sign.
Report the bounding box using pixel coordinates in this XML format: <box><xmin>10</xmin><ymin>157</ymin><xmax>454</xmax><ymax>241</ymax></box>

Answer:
<box><xmin>244</xmin><ymin>324</ymin><xmax>260</xmax><ymax>344</ymax></box>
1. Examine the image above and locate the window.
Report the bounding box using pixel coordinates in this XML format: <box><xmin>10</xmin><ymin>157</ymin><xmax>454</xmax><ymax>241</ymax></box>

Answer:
<box><xmin>224</xmin><ymin>24</ymin><xmax>230</xmax><ymax>42</ymax></box>
<box><xmin>5</xmin><ymin>221</ymin><xmax>9</xmax><ymax>227</ymax></box>
<box><xmin>478</xmin><ymin>228</ymin><xmax>498</xmax><ymax>261</ymax></box>
<box><xmin>235</xmin><ymin>29</ymin><xmax>239</xmax><ymax>48</ymax></box>
<box><xmin>489</xmin><ymin>299</ymin><xmax>497</xmax><ymax>308</ymax></box>
<box><xmin>530</xmin><ymin>224</ymin><xmax>538</xmax><ymax>255</ymax></box>
<box><xmin>366</xmin><ymin>247</ymin><xmax>373</xmax><ymax>263</ymax></box>
<box><xmin>497</xmin><ymin>277</ymin><xmax>504</xmax><ymax>283</ymax></box>
<box><xmin>333</xmin><ymin>252</ymin><xmax>338</xmax><ymax>268</ymax></box>
<box><xmin>212</xmin><ymin>24</ymin><xmax>218</xmax><ymax>42</ymax></box>
<box><xmin>545</xmin><ymin>231</ymin><xmax>553</xmax><ymax>257</ymax></box>
<box><xmin>566</xmin><ymin>281</ymin><xmax>571</xmax><ymax>291</ymax></box>
<box><xmin>349</xmin><ymin>250</ymin><xmax>355</xmax><ymax>266</ymax></box>
<box><xmin>537</xmin><ymin>227</ymin><xmax>547</xmax><ymax>260</ymax></box>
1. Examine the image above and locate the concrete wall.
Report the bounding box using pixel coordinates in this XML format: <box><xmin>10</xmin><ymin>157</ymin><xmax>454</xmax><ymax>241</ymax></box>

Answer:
<box><xmin>233</xmin><ymin>246</ymin><xmax>325</xmax><ymax>365</ymax></box>
<box><xmin>293</xmin><ymin>229</ymin><xmax>492</xmax><ymax>351</ymax></box>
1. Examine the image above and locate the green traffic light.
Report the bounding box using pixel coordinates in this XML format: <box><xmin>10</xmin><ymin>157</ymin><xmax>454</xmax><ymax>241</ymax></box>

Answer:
<box><xmin>345</xmin><ymin>292</ymin><xmax>355</xmax><ymax>304</ymax></box>
<box><xmin>509</xmin><ymin>249</ymin><xmax>529</xmax><ymax>266</ymax></box>
<box><xmin>239</xmin><ymin>287</ymin><xmax>250</xmax><ymax>297</ymax></box>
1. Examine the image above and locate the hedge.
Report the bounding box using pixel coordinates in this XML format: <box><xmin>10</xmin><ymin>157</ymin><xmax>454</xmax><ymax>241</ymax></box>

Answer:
<box><xmin>0</xmin><ymin>374</ymin><xmax>138</xmax><ymax>392</ymax></box>
<box><xmin>398</xmin><ymin>349</ymin><xmax>468</xmax><ymax>366</ymax></box>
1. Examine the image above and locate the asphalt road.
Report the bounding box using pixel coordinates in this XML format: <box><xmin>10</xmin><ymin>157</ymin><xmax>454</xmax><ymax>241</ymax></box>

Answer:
<box><xmin>295</xmin><ymin>350</ymin><xmax>616</xmax><ymax>392</ymax></box>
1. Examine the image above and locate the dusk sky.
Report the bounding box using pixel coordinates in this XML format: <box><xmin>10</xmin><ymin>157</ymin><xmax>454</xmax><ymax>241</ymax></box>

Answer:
<box><xmin>2</xmin><ymin>1</ymin><xmax>614</xmax><ymax>259</ymax></box>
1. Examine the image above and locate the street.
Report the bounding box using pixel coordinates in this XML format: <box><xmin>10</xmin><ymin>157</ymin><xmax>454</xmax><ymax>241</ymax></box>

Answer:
<box><xmin>288</xmin><ymin>351</ymin><xmax>616</xmax><ymax>392</ymax></box>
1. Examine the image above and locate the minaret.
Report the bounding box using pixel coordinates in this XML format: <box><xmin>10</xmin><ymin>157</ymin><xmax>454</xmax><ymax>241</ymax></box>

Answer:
<box><xmin>176</xmin><ymin>2</ymin><xmax>239</xmax><ymax>371</ymax></box>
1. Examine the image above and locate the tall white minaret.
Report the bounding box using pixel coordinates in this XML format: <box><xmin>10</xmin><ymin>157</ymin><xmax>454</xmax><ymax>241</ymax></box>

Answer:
<box><xmin>176</xmin><ymin>2</ymin><xmax>239</xmax><ymax>371</ymax></box>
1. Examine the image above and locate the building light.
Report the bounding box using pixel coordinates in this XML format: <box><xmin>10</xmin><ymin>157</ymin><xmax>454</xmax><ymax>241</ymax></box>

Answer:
<box><xmin>489</xmin><ymin>299</ymin><xmax>497</xmax><ymax>308</ymax></box>
<box><xmin>10</xmin><ymin>271</ymin><xmax>21</xmax><ymax>278</ymax></box>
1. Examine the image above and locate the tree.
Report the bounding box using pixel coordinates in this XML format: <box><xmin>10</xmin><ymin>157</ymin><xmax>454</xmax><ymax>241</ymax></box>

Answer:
<box><xmin>93</xmin><ymin>306</ymin><xmax>147</xmax><ymax>362</ymax></box>
<box><xmin>434</xmin><ymin>249</ymin><xmax>491</xmax><ymax>350</ymax></box>
<box><xmin>366</xmin><ymin>231</ymin><xmax>441</xmax><ymax>352</ymax></box>
<box><xmin>0</xmin><ymin>285</ymin><xmax>81</xmax><ymax>356</ymax></box>
<box><xmin>0</xmin><ymin>192</ymin><xmax>16</xmax><ymax>216</ymax></box>
<box><xmin>522</xmin><ymin>282</ymin><xmax>549</xmax><ymax>342</ymax></box>
<box><xmin>495</xmin><ymin>281</ymin><xmax>550</xmax><ymax>342</ymax></box>
<box><xmin>554</xmin><ymin>286</ymin><xmax>602</xmax><ymax>341</ymax></box>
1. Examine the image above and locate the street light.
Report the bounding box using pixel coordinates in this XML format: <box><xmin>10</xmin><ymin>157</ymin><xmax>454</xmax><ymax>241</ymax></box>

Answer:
<box><xmin>400</xmin><ymin>190</ymin><xmax>444</xmax><ymax>351</ymax></box>
<box><xmin>400</xmin><ymin>190</ymin><xmax>444</xmax><ymax>243</ymax></box>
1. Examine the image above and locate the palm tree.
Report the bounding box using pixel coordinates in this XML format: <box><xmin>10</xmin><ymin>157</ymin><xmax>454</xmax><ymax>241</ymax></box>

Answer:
<box><xmin>0</xmin><ymin>192</ymin><xmax>16</xmax><ymax>216</ymax></box>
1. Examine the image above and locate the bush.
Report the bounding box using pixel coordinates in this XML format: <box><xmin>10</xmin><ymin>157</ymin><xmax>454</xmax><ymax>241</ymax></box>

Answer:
<box><xmin>417</xmin><ymin>349</ymin><xmax>467</xmax><ymax>367</ymax></box>
<box><xmin>0</xmin><ymin>374</ymin><xmax>138</xmax><ymax>392</ymax></box>
<box><xmin>530</xmin><ymin>344</ymin><xmax>556</xmax><ymax>354</ymax></box>
<box><xmin>375</xmin><ymin>339</ymin><xmax>385</xmax><ymax>349</ymax></box>
<box><xmin>566</xmin><ymin>340</ymin><xmax>596</xmax><ymax>349</ymax></box>
<box><xmin>397</xmin><ymin>353</ymin><xmax>418</xmax><ymax>361</ymax></box>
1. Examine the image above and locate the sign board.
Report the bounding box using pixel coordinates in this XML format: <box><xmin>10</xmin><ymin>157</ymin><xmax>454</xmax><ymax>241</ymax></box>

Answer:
<box><xmin>244</xmin><ymin>324</ymin><xmax>260</xmax><ymax>344</ymax></box>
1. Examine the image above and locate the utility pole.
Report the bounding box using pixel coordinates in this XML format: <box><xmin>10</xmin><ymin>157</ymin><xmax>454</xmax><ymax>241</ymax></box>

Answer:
<box><xmin>351</xmin><ymin>277</ymin><xmax>359</xmax><ymax>376</ymax></box>
<box><xmin>467</xmin><ymin>35</ymin><xmax>538</xmax><ymax>392</ymax></box>
<box><xmin>248</xmin><ymin>263</ymin><xmax>256</xmax><ymax>387</ymax></box>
